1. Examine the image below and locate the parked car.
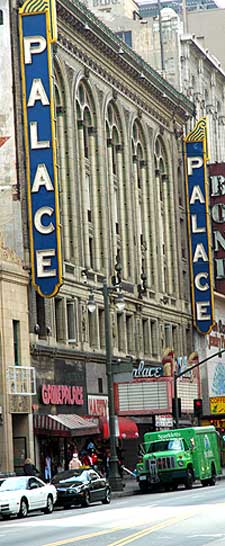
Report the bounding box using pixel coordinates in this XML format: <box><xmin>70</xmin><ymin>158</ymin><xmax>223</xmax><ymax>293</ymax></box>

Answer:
<box><xmin>0</xmin><ymin>472</ymin><xmax>16</xmax><ymax>487</ymax></box>
<box><xmin>52</xmin><ymin>468</ymin><xmax>111</xmax><ymax>508</ymax></box>
<box><xmin>0</xmin><ymin>476</ymin><xmax>57</xmax><ymax>519</ymax></box>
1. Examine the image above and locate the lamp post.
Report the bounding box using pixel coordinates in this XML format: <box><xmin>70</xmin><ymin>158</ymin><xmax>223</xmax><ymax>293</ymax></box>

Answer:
<box><xmin>87</xmin><ymin>277</ymin><xmax>124</xmax><ymax>491</ymax></box>
<box><xmin>173</xmin><ymin>348</ymin><xmax>225</xmax><ymax>428</ymax></box>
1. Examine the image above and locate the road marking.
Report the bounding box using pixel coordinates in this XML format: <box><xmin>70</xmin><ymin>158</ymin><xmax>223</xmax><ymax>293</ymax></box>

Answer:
<box><xmin>42</xmin><ymin>527</ymin><xmax>123</xmax><ymax>546</ymax></box>
<box><xmin>42</xmin><ymin>512</ymin><xmax>195</xmax><ymax>546</ymax></box>
<box><xmin>106</xmin><ymin>513</ymin><xmax>195</xmax><ymax>546</ymax></box>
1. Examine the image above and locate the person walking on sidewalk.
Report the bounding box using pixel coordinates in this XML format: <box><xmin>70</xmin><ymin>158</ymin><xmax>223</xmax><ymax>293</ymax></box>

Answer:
<box><xmin>69</xmin><ymin>453</ymin><xmax>82</xmax><ymax>470</ymax></box>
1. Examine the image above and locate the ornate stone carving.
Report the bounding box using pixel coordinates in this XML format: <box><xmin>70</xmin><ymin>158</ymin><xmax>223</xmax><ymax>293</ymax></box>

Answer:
<box><xmin>9</xmin><ymin>395</ymin><xmax>31</xmax><ymax>414</ymax></box>
<box><xmin>0</xmin><ymin>235</ymin><xmax>22</xmax><ymax>265</ymax></box>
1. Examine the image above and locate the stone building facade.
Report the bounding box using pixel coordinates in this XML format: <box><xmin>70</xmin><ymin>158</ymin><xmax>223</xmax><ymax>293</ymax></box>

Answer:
<box><xmin>3</xmin><ymin>0</ymin><xmax>195</xmax><ymax>472</ymax></box>
<box><xmin>0</xmin><ymin>0</ymin><xmax>33</xmax><ymax>473</ymax></box>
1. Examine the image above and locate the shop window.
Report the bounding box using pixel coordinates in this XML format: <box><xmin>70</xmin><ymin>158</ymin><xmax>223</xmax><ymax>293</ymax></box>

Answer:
<box><xmin>66</xmin><ymin>300</ymin><xmax>76</xmax><ymax>342</ymax></box>
<box><xmin>0</xmin><ymin>10</ymin><xmax>3</xmax><ymax>25</ymax></box>
<box><xmin>98</xmin><ymin>378</ymin><xmax>103</xmax><ymax>394</ymax></box>
<box><xmin>13</xmin><ymin>320</ymin><xmax>20</xmax><ymax>366</ymax></box>
<box><xmin>142</xmin><ymin>318</ymin><xmax>149</xmax><ymax>355</ymax></box>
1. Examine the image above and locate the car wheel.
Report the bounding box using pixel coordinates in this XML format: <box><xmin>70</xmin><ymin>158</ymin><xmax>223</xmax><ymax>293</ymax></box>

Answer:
<box><xmin>102</xmin><ymin>487</ymin><xmax>111</xmax><ymax>504</ymax></box>
<box><xmin>185</xmin><ymin>468</ymin><xmax>194</xmax><ymax>489</ymax></box>
<box><xmin>18</xmin><ymin>498</ymin><xmax>28</xmax><ymax>518</ymax></box>
<box><xmin>44</xmin><ymin>495</ymin><xmax>54</xmax><ymax>514</ymax></box>
<box><xmin>82</xmin><ymin>490</ymin><xmax>90</xmax><ymax>507</ymax></box>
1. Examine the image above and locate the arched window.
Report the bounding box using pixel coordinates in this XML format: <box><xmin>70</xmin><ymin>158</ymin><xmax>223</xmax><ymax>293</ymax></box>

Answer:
<box><xmin>154</xmin><ymin>135</ymin><xmax>173</xmax><ymax>294</ymax></box>
<box><xmin>106</xmin><ymin>101</ymin><xmax>123</xmax><ymax>266</ymax></box>
<box><xmin>76</xmin><ymin>80</ymin><xmax>98</xmax><ymax>271</ymax></box>
<box><xmin>132</xmin><ymin>120</ymin><xmax>149</xmax><ymax>285</ymax></box>
<box><xmin>0</xmin><ymin>10</ymin><xmax>3</xmax><ymax>25</ymax></box>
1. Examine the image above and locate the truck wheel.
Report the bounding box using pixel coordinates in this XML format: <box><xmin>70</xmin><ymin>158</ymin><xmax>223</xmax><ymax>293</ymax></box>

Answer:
<box><xmin>139</xmin><ymin>481</ymin><xmax>148</xmax><ymax>493</ymax></box>
<box><xmin>208</xmin><ymin>466</ymin><xmax>216</xmax><ymax>486</ymax></box>
<box><xmin>185</xmin><ymin>468</ymin><xmax>193</xmax><ymax>489</ymax></box>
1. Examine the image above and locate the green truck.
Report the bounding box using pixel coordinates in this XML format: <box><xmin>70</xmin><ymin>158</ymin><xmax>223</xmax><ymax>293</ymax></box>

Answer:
<box><xmin>136</xmin><ymin>426</ymin><xmax>221</xmax><ymax>492</ymax></box>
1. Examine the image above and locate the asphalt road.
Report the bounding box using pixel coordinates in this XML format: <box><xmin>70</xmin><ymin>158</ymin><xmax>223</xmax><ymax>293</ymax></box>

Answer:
<box><xmin>1</xmin><ymin>481</ymin><xmax>225</xmax><ymax>546</ymax></box>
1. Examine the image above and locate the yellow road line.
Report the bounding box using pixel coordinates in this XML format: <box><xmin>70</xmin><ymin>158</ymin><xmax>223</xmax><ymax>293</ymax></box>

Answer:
<box><xmin>107</xmin><ymin>513</ymin><xmax>195</xmax><ymax>546</ymax></box>
<box><xmin>42</xmin><ymin>527</ymin><xmax>124</xmax><ymax>546</ymax></box>
<box><xmin>42</xmin><ymin>512</ymin><xmax>195</xmax><ymax>546</ymax></box>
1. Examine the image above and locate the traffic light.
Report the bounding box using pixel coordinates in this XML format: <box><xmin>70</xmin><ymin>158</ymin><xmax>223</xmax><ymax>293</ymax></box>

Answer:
<box><xmin>194</xmin><ymin>398</ymin><xmax>203</xmax><ymax>418</ymax></box>
<box><xmin>172</xmin><ymin>397</ymin><xmax>182</xmax><ymax>419</ymax></box>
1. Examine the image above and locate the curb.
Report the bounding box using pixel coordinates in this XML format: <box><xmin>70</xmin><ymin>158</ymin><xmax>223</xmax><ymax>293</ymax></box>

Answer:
<box><xmin>111</xmin><ymin>473</ymin><xmax>225</xmax><ymax>498</ymax></box>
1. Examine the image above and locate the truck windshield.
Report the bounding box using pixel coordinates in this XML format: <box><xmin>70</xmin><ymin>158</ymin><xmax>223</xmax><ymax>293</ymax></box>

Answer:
<box><xmin>147</xmin><ymin>439</ymin><xmax>183</xmax><ymax>453</ymax></box>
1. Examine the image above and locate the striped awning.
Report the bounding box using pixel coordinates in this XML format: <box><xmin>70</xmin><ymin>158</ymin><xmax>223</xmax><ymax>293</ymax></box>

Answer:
<box><xmin>33</xmin><ymin>414</ymin><xmax>100</xmax><ymax>436</ymax></box>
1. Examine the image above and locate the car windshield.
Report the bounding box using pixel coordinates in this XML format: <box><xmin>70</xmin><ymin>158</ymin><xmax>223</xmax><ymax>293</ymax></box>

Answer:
<box><xmin>52</xmin><ymin>470</ymin><xmax>91</xmax><ymax>485</ymax></box>
<box><xmin>0</xmin><ymin>477</ymin><xmax>28</xmax><ymax>491</ymax></box>
<box><xmin>147</xmin><ymin>439</ymin><xmax>183</xmax><ymax>453</ymax></box>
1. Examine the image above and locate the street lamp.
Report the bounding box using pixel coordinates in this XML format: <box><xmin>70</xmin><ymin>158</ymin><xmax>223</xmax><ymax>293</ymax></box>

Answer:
<box><xmin>87</xmin><ymin>278</ymin><xmax>125</xmax><ymax>491</ymax></box>
<box><xmin>173</xmin><ymin>348</ymin><xmax>225</xmax><ymax>428</ymax></box>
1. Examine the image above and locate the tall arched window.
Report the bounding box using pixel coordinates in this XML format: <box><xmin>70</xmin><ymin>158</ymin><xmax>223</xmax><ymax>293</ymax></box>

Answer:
<box><xmin>0</xmin><ymin>10</ymin><xmax>3</xmax><ymax>25</ymax></box>
<box><xmin>76</xmin><ymin>80</ymin><xmax>99</xmax><ymax>271</ymax></box>
<box><xmin>154</xmin><ymin>136</ymin><xmax>174</xmax><ymax>295</ymax></box>
<box><xmin>132</xmin><ymin>120</ymin><xmax>151</xmax><ymax>287</ymax></box>
<box><xmin>106</xmin><ymin>102</ymin><xmax>124</xmax><ymax>271</ymax></box>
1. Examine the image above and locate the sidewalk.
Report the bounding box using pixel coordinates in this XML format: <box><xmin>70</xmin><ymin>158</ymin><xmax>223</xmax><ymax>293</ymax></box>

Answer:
<box><xmin>111</xmin><ymin>468</ymin><xmax>225</xmax><ymax>499</ymax></box>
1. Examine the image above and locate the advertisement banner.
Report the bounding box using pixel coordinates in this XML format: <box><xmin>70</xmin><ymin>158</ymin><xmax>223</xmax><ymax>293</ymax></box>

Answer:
<box><xmin>19</xmin><ymin>0</ymin><xmax>62</xmax><ymax>297</ymax></box>
<box><xmin>208</xmin><ymin>162</ymin><xmax>225</xmax><ymax>294</ymax></box>
<box><xmin>183</xmin><ymin>118</ymin><xmax>214</xmax><ymax>334</ymax></box>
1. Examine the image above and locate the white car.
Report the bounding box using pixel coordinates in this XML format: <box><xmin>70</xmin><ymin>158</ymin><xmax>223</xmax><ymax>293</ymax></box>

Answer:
<box><xmin>0</xmin><ymin>476</ymin><xmax>57</xmax><ymax>519</ymax></box>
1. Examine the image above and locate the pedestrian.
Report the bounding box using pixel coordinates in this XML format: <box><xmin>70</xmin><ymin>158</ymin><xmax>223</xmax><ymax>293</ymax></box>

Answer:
<box><xmin>69</xmin><ymin>453</ymin><xmax>82</xmax><ymax>470</ymax></box>
<box><xmin>23</xmin><ymin>458</ymin><xmax>39</xmax><ymax>476</ymax></box>
<box><xmin>44</xmin><ymin>454</ymin><xmax>52</xmax><ymax>482</ymax></box>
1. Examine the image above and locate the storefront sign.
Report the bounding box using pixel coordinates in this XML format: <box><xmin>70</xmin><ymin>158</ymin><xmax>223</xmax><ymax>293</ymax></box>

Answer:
<box><xmin>155</xmin><ymin>415</ymin><xmax>173</xmax><ymax>428</ymax></box>
<box><xmin>41</xmin><ymin>384</ymin><xmax>84</xmax><ymax>406</ymax></box>
<box><xmin>210</xmin><ymin>396</ymin><xmax>225</xmax><ymax>414</ymax></box>
<box><xmin>88</xmin><ymin>395</ymin><xmax>108</xmax><ymax>417</ymax></box>
<box><xmin>133</xmin><ymin>360</ymin><xmax>163</xmax><ymax>378</ymax></box>
<box><xmin>19</xmin><ymin>0</ymin><xmax>62</xmax><ymax>297</ymax></box>
<box><xmin>183</xmin><ymin>117</ymin><xmax>214</xmax><ymax>334</ymax></box>
<box><xmin>208</xmin><ymin>163</ymin><xmax>225</xmax><ymax>293</ymax></box>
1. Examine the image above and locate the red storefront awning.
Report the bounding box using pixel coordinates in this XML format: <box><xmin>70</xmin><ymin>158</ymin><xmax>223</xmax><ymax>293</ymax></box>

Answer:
<box><xmin>33</xmin><ymin>414</ymin><xmax>100</xmax><ymax>437</ymax></box>
<box><xmin>99</xmin><ymin>416</ymin><xmax>139</xmax><ymax>440</ymax></box>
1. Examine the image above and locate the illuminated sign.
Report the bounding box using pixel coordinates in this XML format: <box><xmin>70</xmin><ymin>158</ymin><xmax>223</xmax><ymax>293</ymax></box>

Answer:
<box><xmin>41</xmin><ymin>384</ymin><xmax>84</xmax><ymax>405</ymax></box>
<box><xmin>184</xmin><ymin>118</ymin><xmax>214</xmax><ymax>335</ymax></box>
<box><xmin>210</xmin><ymin>396</ymin><xmax>225</xmax><ymax>414</ymax></box>
<box><xmin>19</xmin><ymin>0</ymin><xmax>62</xmax><ymax>297</ymax></box>
<box><xmin>208</xmin><ymin>163</ymin><xmax>225</xmax><ymax>292</ymax></box>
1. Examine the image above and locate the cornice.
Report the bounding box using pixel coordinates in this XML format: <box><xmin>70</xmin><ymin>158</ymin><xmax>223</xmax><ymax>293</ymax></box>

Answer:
<box><xmin>58</xmin><ymin>35</ymin><xmax>171</xmax><ymax>128</ymax></box>
<box><xmin>57</xmin><ymin>0</ymin><xmax>194</xmax><ymax>120</ymax></box>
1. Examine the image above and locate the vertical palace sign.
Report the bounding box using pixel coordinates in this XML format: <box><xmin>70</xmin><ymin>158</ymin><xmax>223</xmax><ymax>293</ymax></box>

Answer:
<box><xmin>19</xmin><ymin>0</ymin><xmax>62</xmax><ymax>297</ymax></box>
<box><xmin>183</xmin><ymin>118</ymin><xmax>214</xmax><ymax>335</ymax></box>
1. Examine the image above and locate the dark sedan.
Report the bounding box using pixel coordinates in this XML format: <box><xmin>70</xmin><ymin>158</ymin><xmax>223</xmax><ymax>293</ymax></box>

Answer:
<box><xmin>52</xmin><ymin>468</ymin><xmax>111</xmax><ymax>508</ymax></box>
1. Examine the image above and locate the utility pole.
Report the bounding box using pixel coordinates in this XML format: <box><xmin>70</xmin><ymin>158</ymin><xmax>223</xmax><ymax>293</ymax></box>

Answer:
<box><xmin>173</xmin><ymin>348</ymin><xmax>225</xmax><ymax>428</ymax></box>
